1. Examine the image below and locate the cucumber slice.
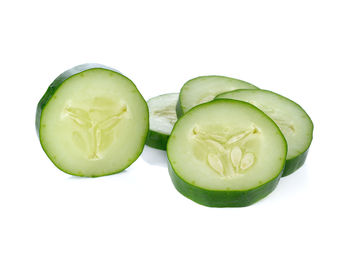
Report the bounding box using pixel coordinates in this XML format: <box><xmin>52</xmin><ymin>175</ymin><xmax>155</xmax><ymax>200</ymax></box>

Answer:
<box><xmin>216</xmin><ymin>89</ymin><xmax>313</xmax><ymax>176</ymax></box>
<box><xmin>177</xmin><ymin>75</ymin><xmax>259</xmax><ymax>117</ymax></box>
<box><xmin>167</xmin><ymin>99</ymin><xmax>287</xmax><ymax>207</ymax></box>
<box><xmin>36</xmin><ymin>64</ymin><xmax>149</xmax><ymax>177</ymax></box>
<box><xmin>146</xmin><ymin>93</ymin><xmax>178</xmax><ymax>150</ymax></box>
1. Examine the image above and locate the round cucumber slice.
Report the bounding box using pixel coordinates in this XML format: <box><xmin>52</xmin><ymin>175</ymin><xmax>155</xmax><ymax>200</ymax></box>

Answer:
<box><xmin>176</xmin><ymin>75</ymin><xmax>259</xmax><ymax>117</ymax></box>
<box><xmin>216</xmin><ymin>89</ymin><xmax>313</xmax><ymax>176</ymax></box>
<box><xmin>167</xmin><ymin>99</ymin><xmax>287</xmax><ymax>207</ymax></box>
<box><xmin>146</xmin><ymin>93</ymin><xmax>178</xmax><ymax>150</ymax></box>
<box><xmin>36</xmin><ymin>64</ymin><xmax>149</xmax><ymax>177</ymax></box>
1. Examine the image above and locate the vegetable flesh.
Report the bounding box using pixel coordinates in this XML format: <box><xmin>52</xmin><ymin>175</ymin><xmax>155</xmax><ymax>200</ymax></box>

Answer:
<box><xmin>36</xmin><ymin>64</ymin><xmax>148</xmax><ymax>177</ymax></box>
<box><xmin>146</xmin><ymin>93</ymin><xmax>178</xmax><ymax>150</ymax></box>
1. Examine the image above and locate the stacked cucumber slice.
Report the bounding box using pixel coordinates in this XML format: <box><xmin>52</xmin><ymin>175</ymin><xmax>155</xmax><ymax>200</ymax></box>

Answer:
<box><xmin>168</xmin><ymin>99</ymin><xmax>287</xmax><ymax>207</ymax></box>
<box><xmin>164</xmin><ymin>76</ymin><xmax>312</xmax><ymax>207</ymax></box>
<box><xmin>146</xmin><ymin>93</ymin><xmax>178</xmax><ymax>150</ymax></box>
<box><xmin>37</xmin><ymin>66</ymin><xmax>313</xmax><ymax>207</ymax></box>
<box><xmin>176</xmin><ymin>75</ymin><xmax>259</xmax><ymax>117</ymax></box>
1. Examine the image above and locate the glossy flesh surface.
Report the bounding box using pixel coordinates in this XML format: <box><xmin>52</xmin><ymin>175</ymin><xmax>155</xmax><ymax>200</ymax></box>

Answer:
<box><xmin>37</xmin><ymin>64</ymin><xmax>148</xmax><ymax>177</ymax></box>
<box><xmin>146</xmin><ymin>93</ymin><xmax>178</xmax><ymax>150</ymax></box>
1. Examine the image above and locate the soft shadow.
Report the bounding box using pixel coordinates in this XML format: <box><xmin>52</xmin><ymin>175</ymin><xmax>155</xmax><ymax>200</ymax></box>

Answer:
<box><xmin>67</xmin><ymin>169</ymin><xmax>128</xmax><ymax>180</ymax></box>
<box><xmin>141</xmin><ymin>145</ymin><xmax>168</xmax><ymax>168</ymax></box>
<box><xmin>274</xmin><ymin>165</ymin><xmax>310</xmax><ymax>195</ymax></box>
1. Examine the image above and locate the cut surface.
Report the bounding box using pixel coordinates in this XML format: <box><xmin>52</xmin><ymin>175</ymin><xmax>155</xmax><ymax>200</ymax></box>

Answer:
<box><xmin>146</xmin><ymin>93</ymin><xmax>178</xmax><ymax>150</ymax></box>
<box><xmin>178</xmin><ymin>76</ymin><xmax>258</xmax><ymax>116</ymax></box>
<box><xmin>148</xmin><ymin>93</ymin><xmax>178</xmax><ymax>135</ymax></box>
<box><xmin>37</xmin><ymin>66</ymin><xmax>148</xmax><ymax>177</ymax></box>
<box><xmin>167</xmin><ymin>99</ymin><xmax>287</xmax><ymax>191</ymax></box>
<box><xmin>217</xmin><ymin>89</ymin><xmax>313</xmax><ymax>161</ymax></box>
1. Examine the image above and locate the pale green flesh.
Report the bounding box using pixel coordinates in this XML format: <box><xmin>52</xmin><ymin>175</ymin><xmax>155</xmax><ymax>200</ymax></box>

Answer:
<box><xmin>217</xmin><ymin>89</ymin><xmax>313</xmax><ymax>160</ymax></box>
<box><xmin>40</xmin><ymin>69</ymin><xmax>148</xmax><ymax>176</ymax></box>
<box><xmin>179</xmin><ymin>76</ymin><xmax>258</xmax><ymax>114</ymax></box>
<box><xmin>167</xmin><ymin>100</ymin><xmax>286</xmax><ymax>191</ymax></box>
<box><xmin>148</xmin><ymin>93</ymin><xmax>178</xmax><ymax>135</ymax></box>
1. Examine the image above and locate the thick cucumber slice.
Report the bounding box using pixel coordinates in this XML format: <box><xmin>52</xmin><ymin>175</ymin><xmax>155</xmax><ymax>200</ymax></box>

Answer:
<box><xmin>36</xmin><ymin>64</ymin><xmax>149</xmax><ymax>177</ymax></box>
<box><xmin>216</xmin><ymin>89</ymin><xmax>313</xmax><ymax>176</ymax></box>
<box><xmin>167</xmin><ymin>99</ymin><xmax>287</xmax><ymax>207</ymax></box>
<box><xmin>176</xmin><ymin>75</ymin><xmax>259</xmax><ymax>117</ymax></box>
<box><xmin>146</xmin><ymin>93</ymin><xmax>178</xmax><ymax>150</ymax></box>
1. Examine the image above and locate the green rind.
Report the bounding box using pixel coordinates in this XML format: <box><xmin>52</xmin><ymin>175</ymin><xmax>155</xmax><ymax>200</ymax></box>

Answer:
<box><xmin>216</xmin><ymin>89</ymin><xmax>314</xmax><ymax>177</ymax></box>
<box><xmin>168</xmin><ymin>159</ymin><xmax>283</xmax><ymax>207</ymax></box>
<box><xmin>36</xmin><ymin>63</ymin><xmax>149</xmax><ymax>177</ymax></box>
<box><xmin>167</xmin><ymin>99</ymin><xmax>287</xmax><ymax>207</ymax></box>
<box><xmin>146</xmin><ymin>130</ymin><xmax>169</xmax><ymax>150</ymax></box>
<box><xmin>175</xmin><ymin>98</ymin><xmax>184</xmax><ymax>118</ymax></box>
<box><xmin>177</xmin><ymin>75</ymin><xmax>259</xmax><ymax>118</ymax></box>
<box><xmin>146</xmin><ymin>93</ymin><xmax>178</xmax><ymax>150</ymax></box>
<box><xmin>282</xmin><ymin>148</ymin><xmax>309</xmax><ymax>176</ymax></box>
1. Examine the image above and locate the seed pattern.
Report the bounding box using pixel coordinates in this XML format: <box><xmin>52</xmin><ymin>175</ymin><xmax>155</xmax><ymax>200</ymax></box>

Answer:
<box><xmin>240</xmin><ymin>152</ymin><xmax>255</xmax><ymax>170</ymax></box>
<box><xmin>206</xmin><ymin>139</ymin><xmax>225</xmax><ymax>153</ymax></box>
<box><xmin>207</xmin><ymin>153</ymin><xmax>224</xmax><ymax>175</ymax></box>
<box><xmin>192</xmin><ymin>125</ymin><xmax>259</xmax><ymax>178</ymax></box>
<box><xmin>230</xmin><ymin>146</ymin><xmax>242</xmax><ymax>171</ymax></box>
<box><xmin>65</xmin><ymin>98</ymin><xmax>127</xmax><ymax>159</ymax></box>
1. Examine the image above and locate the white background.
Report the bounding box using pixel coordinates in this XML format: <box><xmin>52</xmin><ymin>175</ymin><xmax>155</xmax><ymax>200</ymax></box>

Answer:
<box><xmin>1</xmin><ymin>0</ymin><xmax>349</xmax><ymax>264</ymax></box>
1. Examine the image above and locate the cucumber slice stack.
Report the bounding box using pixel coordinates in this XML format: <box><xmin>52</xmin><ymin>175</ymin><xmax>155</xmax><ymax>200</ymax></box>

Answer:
<box><xmin>176</xmin><ymin>75</ymin><xmax>259</xmax><ymax>117</ymax></box>
<box><xmin>36</xmin><ymin>64</ymin><xmax>148</xmax><ymax>177</ymax></box>
<box><xmin>146</xmin><ymin>93</ymin><xmax>178</xmax><ymax>150</ymax></box>
<box><xmin>165</xmin><ymin>75</ymin><xmax>312</xmax><ymax>207</ymax></box>
<box><xmin>216</xmin><ymin>89</ymin><xmax>313</xmax><ymax>176</ymax></box>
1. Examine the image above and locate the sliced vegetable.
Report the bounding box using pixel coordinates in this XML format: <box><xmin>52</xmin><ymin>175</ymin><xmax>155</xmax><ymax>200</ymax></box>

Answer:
<box><xmin>167</xmin><ymin>99</ymin><xmax>287</xmax><ymax>207</ymax></box>
<box><xmin>176</xmin><ymin>75</ymin><xmax>258</xmax><ymax>117</ymax></box>
<box><xmin>217</xmin><ymin>89</ymin><xmax>313</xmax><ymax>176</ymax></box>
<box><xmin>36</xmin><ymin>63</ymin><xmax>148</xmax><ymax>177</ymax></box>
<box><xmin>146</xmin><ymin>93</ymin><xmax>178</xmax><ymax>150</ymax></box>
